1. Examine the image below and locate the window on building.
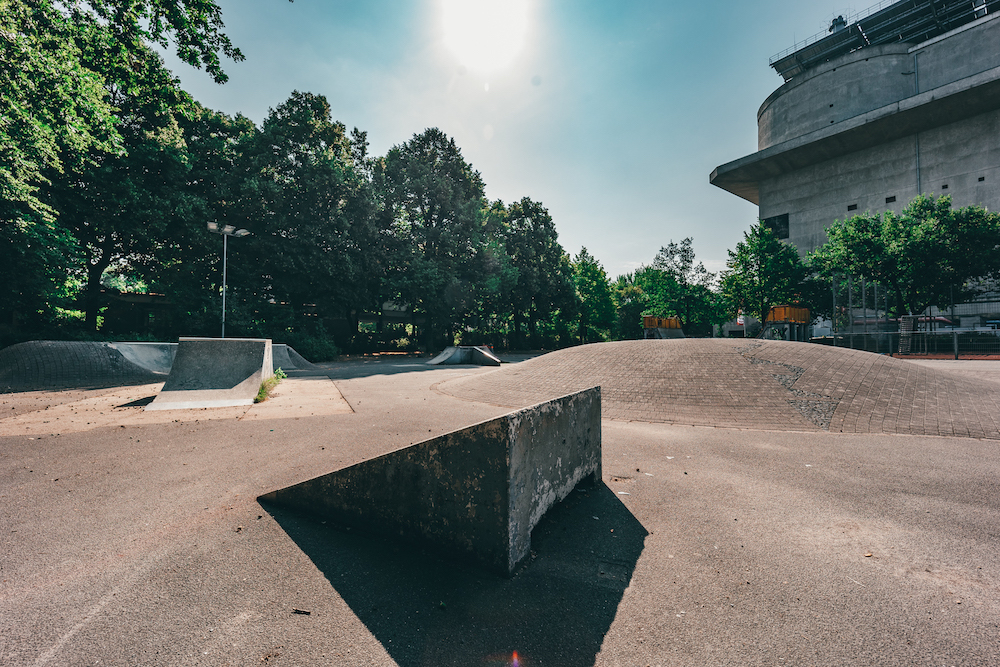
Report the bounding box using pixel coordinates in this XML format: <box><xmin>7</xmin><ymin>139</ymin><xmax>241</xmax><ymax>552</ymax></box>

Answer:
<box><xmin>974</xmin><ymin>0</ymin><xmax>987</xmax><ymax>19</ymax></box>
<box><xmin>847</xmin><ymin>204</ymin><xmax>858</xmax><ymax>211</ymax></box>
<box><xmin>762</xmin><ymin>213</ymin><xmax>789</xmax><ymax>240</ymax></box>
<box><xmin>942</xmin><ymin>184</ymin><xmax>949</xmax><ymax>190</ymax></box>
<box><xmin>885</xmin><ymin>196</ymin><xmax>896</xmax><ymax>204</ymax></box>
<box><xmin>979</xmin><ymin>176</ymin><xmax>986</xmax><ymax>182</ymax></box>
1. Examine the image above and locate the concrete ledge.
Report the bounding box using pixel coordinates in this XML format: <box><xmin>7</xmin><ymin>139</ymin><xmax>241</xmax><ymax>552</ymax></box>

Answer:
<box><xmin>426</xmin><ymin>345</ymin><xmax>502</xmax><ymax>366</ymax></box>
<box><xmin>146</xmin><ymin>338</ymin><xmax>273</xmax><ymax>411</ymax></box>
<box><xmin>258</xmin><ymin>386</ymin><xmax>601</xmax><ymax>575</ymax></box>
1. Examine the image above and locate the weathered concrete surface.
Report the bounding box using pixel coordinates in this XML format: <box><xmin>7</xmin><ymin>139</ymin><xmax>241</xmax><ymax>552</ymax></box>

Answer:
<box><xmin>259</xmin><ymin>386</ymin><xmax>601</xmax><ymax>575</ymax></box>
<box><xmin>0</xmin><ymin>340</ymin><xmax>167</xmax><ymax>392</ymax></box>
<box><xmin>271</xmin><ymin>344</ymin><xmax>319</xmax><ymax>371</ymax></box>
<box><xmin>426</xmin><ymin>345</ymin><xmax>502</xmax><ymax>366</ymax></box>
<box><xmin>145</xmin><ymin>337</ymin><xmax>273</xmax><ymax>411</ymax></box>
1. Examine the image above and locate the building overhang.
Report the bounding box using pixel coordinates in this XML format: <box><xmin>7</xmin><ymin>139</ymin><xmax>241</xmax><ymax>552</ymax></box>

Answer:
<box><xmin>710</xmin><ymin>65</ymin><xmax>1000</xmax><ymax>205</ymax></box>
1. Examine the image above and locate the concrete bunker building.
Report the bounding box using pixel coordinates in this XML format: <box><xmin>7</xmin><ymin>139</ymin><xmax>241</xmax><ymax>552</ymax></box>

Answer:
<box><xmin>711</xmin><ymin>0</ymin><xmax>1000</xmax><ymax>262</ymax></box>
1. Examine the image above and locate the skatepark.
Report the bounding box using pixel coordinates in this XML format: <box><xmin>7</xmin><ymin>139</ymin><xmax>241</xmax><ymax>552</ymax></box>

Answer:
<box><xmin>2</xmin><ymin>339</ymin><xmax>999</xmax><ymax>665</ymax></box>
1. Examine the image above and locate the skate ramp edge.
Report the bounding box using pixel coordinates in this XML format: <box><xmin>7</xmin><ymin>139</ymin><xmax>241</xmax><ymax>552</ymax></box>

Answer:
<box><xmin>426</xmin><ymin>345</ymin><xmax>501</xmax><ymax>366</ymax></box>
<box><xmin>145</xmin><ymin>338</ymin><xmax>273</xmax><ymax>411</ymax></box>
<box><xmin>271</xmin><ymin>344</ymin><xmax>320</xmax><ymax>371</ymax></box>
<box><xmin>259</xmin><ymin>386</ymin><xmax>601</xmax><ymax>576</ymax></box>
<box><xmin>109</xmin><ymin>342</ymin><xmax>177</xmax><ymax>375</ymax></box>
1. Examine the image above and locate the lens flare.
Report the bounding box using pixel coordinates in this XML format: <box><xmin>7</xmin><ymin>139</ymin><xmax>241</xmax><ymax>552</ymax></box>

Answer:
<box><xmin>441</xmin><ymin>0</ymin><xmax>529</xmax><ymax>73</ymax></box>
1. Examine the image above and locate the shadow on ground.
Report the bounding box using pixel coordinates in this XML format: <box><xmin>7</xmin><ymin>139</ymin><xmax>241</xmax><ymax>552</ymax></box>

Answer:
<box><xmin>263</xmin><ymin>483</ymin><xmax>646</xmax><ymax>666</ymax></box>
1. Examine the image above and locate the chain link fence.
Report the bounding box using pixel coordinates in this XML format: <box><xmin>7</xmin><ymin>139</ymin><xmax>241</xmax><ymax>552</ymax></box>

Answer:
<box><xmin>819</xmin><ymin>330</ymin><xmax>1000</xmax><ymax>357</ymax></box>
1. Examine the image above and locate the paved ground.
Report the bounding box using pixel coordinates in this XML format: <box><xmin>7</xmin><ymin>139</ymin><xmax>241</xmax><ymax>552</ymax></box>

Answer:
<box><xmin>1</xmin><ymin>342</ymin><xmax>999</xmax><ymax>666</ymax></box>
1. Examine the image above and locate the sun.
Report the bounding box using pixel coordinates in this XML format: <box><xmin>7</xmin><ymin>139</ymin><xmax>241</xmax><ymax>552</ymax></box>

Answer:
<box><xmin>441</xmin><ymin>0</ymin><xmax>530</xmax><ymax>73</ymax></box>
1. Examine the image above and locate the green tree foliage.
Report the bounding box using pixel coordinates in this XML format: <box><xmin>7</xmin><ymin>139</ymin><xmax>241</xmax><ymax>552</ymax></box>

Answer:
<box><xmin>380</xmin><ymin>128</ymin><xmax>487</xmax><ymax>349</ymax></box>
<box><xmin>46</xmin><ymin>20</ymin><xmax>195</xmax><ymax>328</ymax></box>
<box><xmin>482</xmin><ymin>198</ymin><xmax>577</xmax><ymax>348</ymax></box>
<box><xmin>719</xmin><ymin>222</ymin><xmax>815</xmax><ymax>326</ymax></box>
<box><xmin>810</xmin><ymin>195</ymin><xmax>1000</xmax><ymax>316</ymax></box>
<box><xmin>611</xmin><ymin>239</ymin><xmax>727</xmax><ymax>338</ymax></box>
<box><xmin>2</xmin><ymin>0</ymin><xmax>249</xmax><ymax>331</ymax></box>
<box><xmin>230</xmin><ymin>92</ymin><xmax>379</xmax><ymax>342</ymax></box>
<box><xmin>2</xmin><ymin>0</ymin><xmax>246</xmax><ymax>219</ymax></box>
<box><xmin>611</xmin><ymin>272</ymin><xmax>647</xmax><ymax>339</ymax></box>
<box><xmin>573</xmin><ymin>247</ymin><xmax>615</xmax><ymax>343</ymax></box>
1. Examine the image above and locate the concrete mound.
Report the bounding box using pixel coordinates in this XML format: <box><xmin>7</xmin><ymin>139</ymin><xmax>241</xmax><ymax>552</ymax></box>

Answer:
<box><xmin>146</xmin><ymin>338</ymin><xmax>273</xmax><ymax>411</ymax></box>
<box><xmin>260</xmin><ymin>387</ymin><xmax>601</xmax><ymax>575</ymax></box>
<box><xmin>438</xmin><ymin>339</ymin><xmax>1000</xmax><ymax>439</ymax></box>
<box><xmin>0</xmin><ymin>340</ymin><xmax>168</xmax><ymax>392</ymax></box>
<box><xmin>272</xmin><ymin>344</ymin><xmax>320</xmax><ymax>371</ymax></box>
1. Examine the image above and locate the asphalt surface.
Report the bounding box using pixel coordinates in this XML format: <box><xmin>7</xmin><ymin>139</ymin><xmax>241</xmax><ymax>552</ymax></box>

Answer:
<box><xmin>1</xmin><ymin>344</ymin><xmax>999</xmax><ymax>666</ymax></box>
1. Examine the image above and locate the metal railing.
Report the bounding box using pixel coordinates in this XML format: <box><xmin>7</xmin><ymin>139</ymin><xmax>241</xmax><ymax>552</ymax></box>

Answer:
<box><xmin>821</xmin><ymin>330</ymin><xmax>1000</xmax><ymax>357</ymax></box>
<box><xmin>769</xmin><ymin>0</ymin><xmax>901</xmax><ymax>64</ymax></box>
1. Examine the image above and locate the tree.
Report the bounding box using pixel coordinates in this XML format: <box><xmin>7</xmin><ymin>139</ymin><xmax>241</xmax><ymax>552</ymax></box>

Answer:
<box><xmin>720</xmin><ymin>222</ymin><xmax>814</xmax><ymax>326</ymax></box>
<box><xmin>380</xmin><ymin>128</ymin><xmax>487</xmax><ymax>349</ymax></box>
<box><xmin>1</xmin><ymin>0</ymin><xmax>250</xmax><ymax>219</ymax></box>
<box><xmin>45</xmin><ymin>18</ymin><xmax>196</xmax><ymax>329</ymax></box>
<box><xmin>486</xmin><ymin>198</ymin><xmax>576</xmax><ymax>348</ymax></box>
<box><xmin>810</xmin><ymin>195</ymin><xmax>1000</xmax><ymax>316</ymax></box>
<box><xmin>231</xmin><ymin>91</ymin><xmax>376</xmax><ymax>344</ymax></box>
<box><xmin>650</xmin><ymin>238</ymin><xmax>722</xmax><ymax>335</ymax></box>
<box><xmin>611</xmin><ymin>272</ymin><xmax>647</xmax><ymax>340</ymax></box>
<box><xmin>573</xmin><ymin>247</ymin><xmax>615</xmax><ymax>343</ymax></box>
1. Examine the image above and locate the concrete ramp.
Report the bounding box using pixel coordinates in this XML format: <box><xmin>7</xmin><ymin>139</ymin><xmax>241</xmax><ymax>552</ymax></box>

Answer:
<box><xmin>145</xmin><ymin>338</ymin><xmax>273</xmax><ymax>411</ymax></box>
<box><xmin>271</xmin><ymin>344</ymin><xmax>320</xmax><ymax>371</ymax></box>
<box><xmin>0</xmin><ymin>340</ymin><xmax>168</xmax><ymax>392</ymax></box>
<box><xmin>109</xmin><ymin>342</ymin><xmax>177</xmax><ymax>374</ymax></box>
<box><xmin>259</xmin><ymin>386</ymin><xmax>601</xmax><ymax>575</ymax></box>
<box><xmin>426</xmin><ymin>345</ymin><xmax>501</xmax><ymax>366</ymax></box>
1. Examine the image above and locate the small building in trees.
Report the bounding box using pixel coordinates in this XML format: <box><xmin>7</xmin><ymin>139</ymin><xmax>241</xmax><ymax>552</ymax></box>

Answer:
<box><xmin>711</xmin><ymin>0</ymin><xmax>1000</xmax><ymax>331</ymax></box>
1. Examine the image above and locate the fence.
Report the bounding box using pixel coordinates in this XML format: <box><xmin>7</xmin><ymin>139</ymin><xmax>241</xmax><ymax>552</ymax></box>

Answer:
<box><xmin>820</xmin><ymin>330</ymin><xmax>1000</xmax><ymax>357</ymax></box>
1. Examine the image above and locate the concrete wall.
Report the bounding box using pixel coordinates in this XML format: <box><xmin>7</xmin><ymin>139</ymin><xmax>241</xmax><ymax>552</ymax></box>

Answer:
<box><xmin>758</xmin><ymin>15</ymin><xmax>1000</xmax><ymax>150</ymax></box>
<box><xmin>758</xmin><ymin>44</ymin><xmax>914</xmax><ymax>150</ymax></box>
<box><xmin>760</xmin><ymin>109</ymin><xmax>1000</xmax><ymax>256</ymax></box>
<box><xmin>750</xmin><ymin>13</ymin><xmax>1000</xmax><ymax>256</ymax></box>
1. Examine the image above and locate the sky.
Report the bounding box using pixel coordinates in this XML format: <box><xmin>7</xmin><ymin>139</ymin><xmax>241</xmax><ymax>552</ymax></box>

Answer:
<box><xmin>160</xmin><ymin>0</ymin><xmax>868</xmax><ymax>278</ymax></box>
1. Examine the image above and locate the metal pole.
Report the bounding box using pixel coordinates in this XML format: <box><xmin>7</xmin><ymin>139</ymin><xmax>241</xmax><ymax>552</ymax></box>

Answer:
<box><xmin>862</xmin><ymin>276</ymin><xmax>868</xmax><ymax>343</ymax></box>
<box><xmin>222</xmin><ymin>233</ymin><xmax>228</xmax><ymax>338</ymax></box>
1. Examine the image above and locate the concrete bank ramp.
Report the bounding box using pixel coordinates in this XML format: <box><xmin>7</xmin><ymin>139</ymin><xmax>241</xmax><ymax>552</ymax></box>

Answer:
<box><xmin>0</xmin><ymin>340</ymin><xmax>169</xmax><ymax>392</ymax></box>
<box><xmin>109</xmin><ymin>342</ymin><xmax>177</xmax><ymax>374</ymax></box>
<box><xmin>259</xmin><ymin>386</ymin><xmax>601</xmax><ymax>576</ymax></box>
<box><xmin>426</xmin><ymin>345</ymin><xmax>501</xmax><ymax>366</ymax></box>
<box><xmin>271</xmin><ymin>344</ymin><xmax>320</xmax><ymax>371</ymax></box>
<box><xmin>146</xmin><ymin>338</ymin><xmax>273</xmax><ymax>411</ymax></box>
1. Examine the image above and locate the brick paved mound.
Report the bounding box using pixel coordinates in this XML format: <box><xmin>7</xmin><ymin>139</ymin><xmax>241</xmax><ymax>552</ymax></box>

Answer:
<box><xmin>438</xmin><ymin>339</ymin><xmax>1000</xmax><ymax>438</ymax></box>
<box><xmin>0</xmin><ymin>340</ymin><xmax>166</xmax><ymax>393</ymax></box>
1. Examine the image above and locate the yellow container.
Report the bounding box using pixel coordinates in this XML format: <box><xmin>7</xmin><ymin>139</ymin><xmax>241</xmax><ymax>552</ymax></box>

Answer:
<box><xmin>643</xmin><ymin>316</ymin><xmax>682</xmax><ymax>329</ymax></box>
<box><xmin>766</xmin><ymin>306</ymin><xmax>810</xmax><ymax>324</ymax></box>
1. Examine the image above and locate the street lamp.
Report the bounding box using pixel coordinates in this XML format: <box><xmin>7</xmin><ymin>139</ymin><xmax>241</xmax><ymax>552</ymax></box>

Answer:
<box><xmin>207</xmin><ymin>222</ymin><xmax>250</xmax><ymax>338</ymax></box>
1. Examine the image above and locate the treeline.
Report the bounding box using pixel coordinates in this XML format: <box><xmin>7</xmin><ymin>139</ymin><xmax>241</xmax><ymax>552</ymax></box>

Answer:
<box><xmin>6</xmin><ymin>2</ymin><xmax>999</xmax><ymax>358</ymax></box>
<box><xmin>0</xmin><ymin>1</ymin><xmax>739</xmax><ymax>357</ymax></box>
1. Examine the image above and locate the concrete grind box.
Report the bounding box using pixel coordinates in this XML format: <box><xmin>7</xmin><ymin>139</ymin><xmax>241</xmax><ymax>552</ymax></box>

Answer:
<box><xmin>259</xmin><ymin>386</ymin><xmax>601</xmax><ymax>576</ymax></box>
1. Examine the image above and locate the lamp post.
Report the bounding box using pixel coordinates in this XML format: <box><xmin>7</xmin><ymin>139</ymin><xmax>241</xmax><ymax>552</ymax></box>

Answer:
<box><xmin>207</xmin><ymin>222</ymin><xmax>250</xmax><ymax>338</ymax></box>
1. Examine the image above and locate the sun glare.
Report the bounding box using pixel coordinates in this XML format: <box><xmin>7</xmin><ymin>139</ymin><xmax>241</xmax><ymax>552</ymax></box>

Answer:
<box><xmin>441</xmin><ymin>0</ymin><xmax>529</xmax><ymax>73</ymax></box>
